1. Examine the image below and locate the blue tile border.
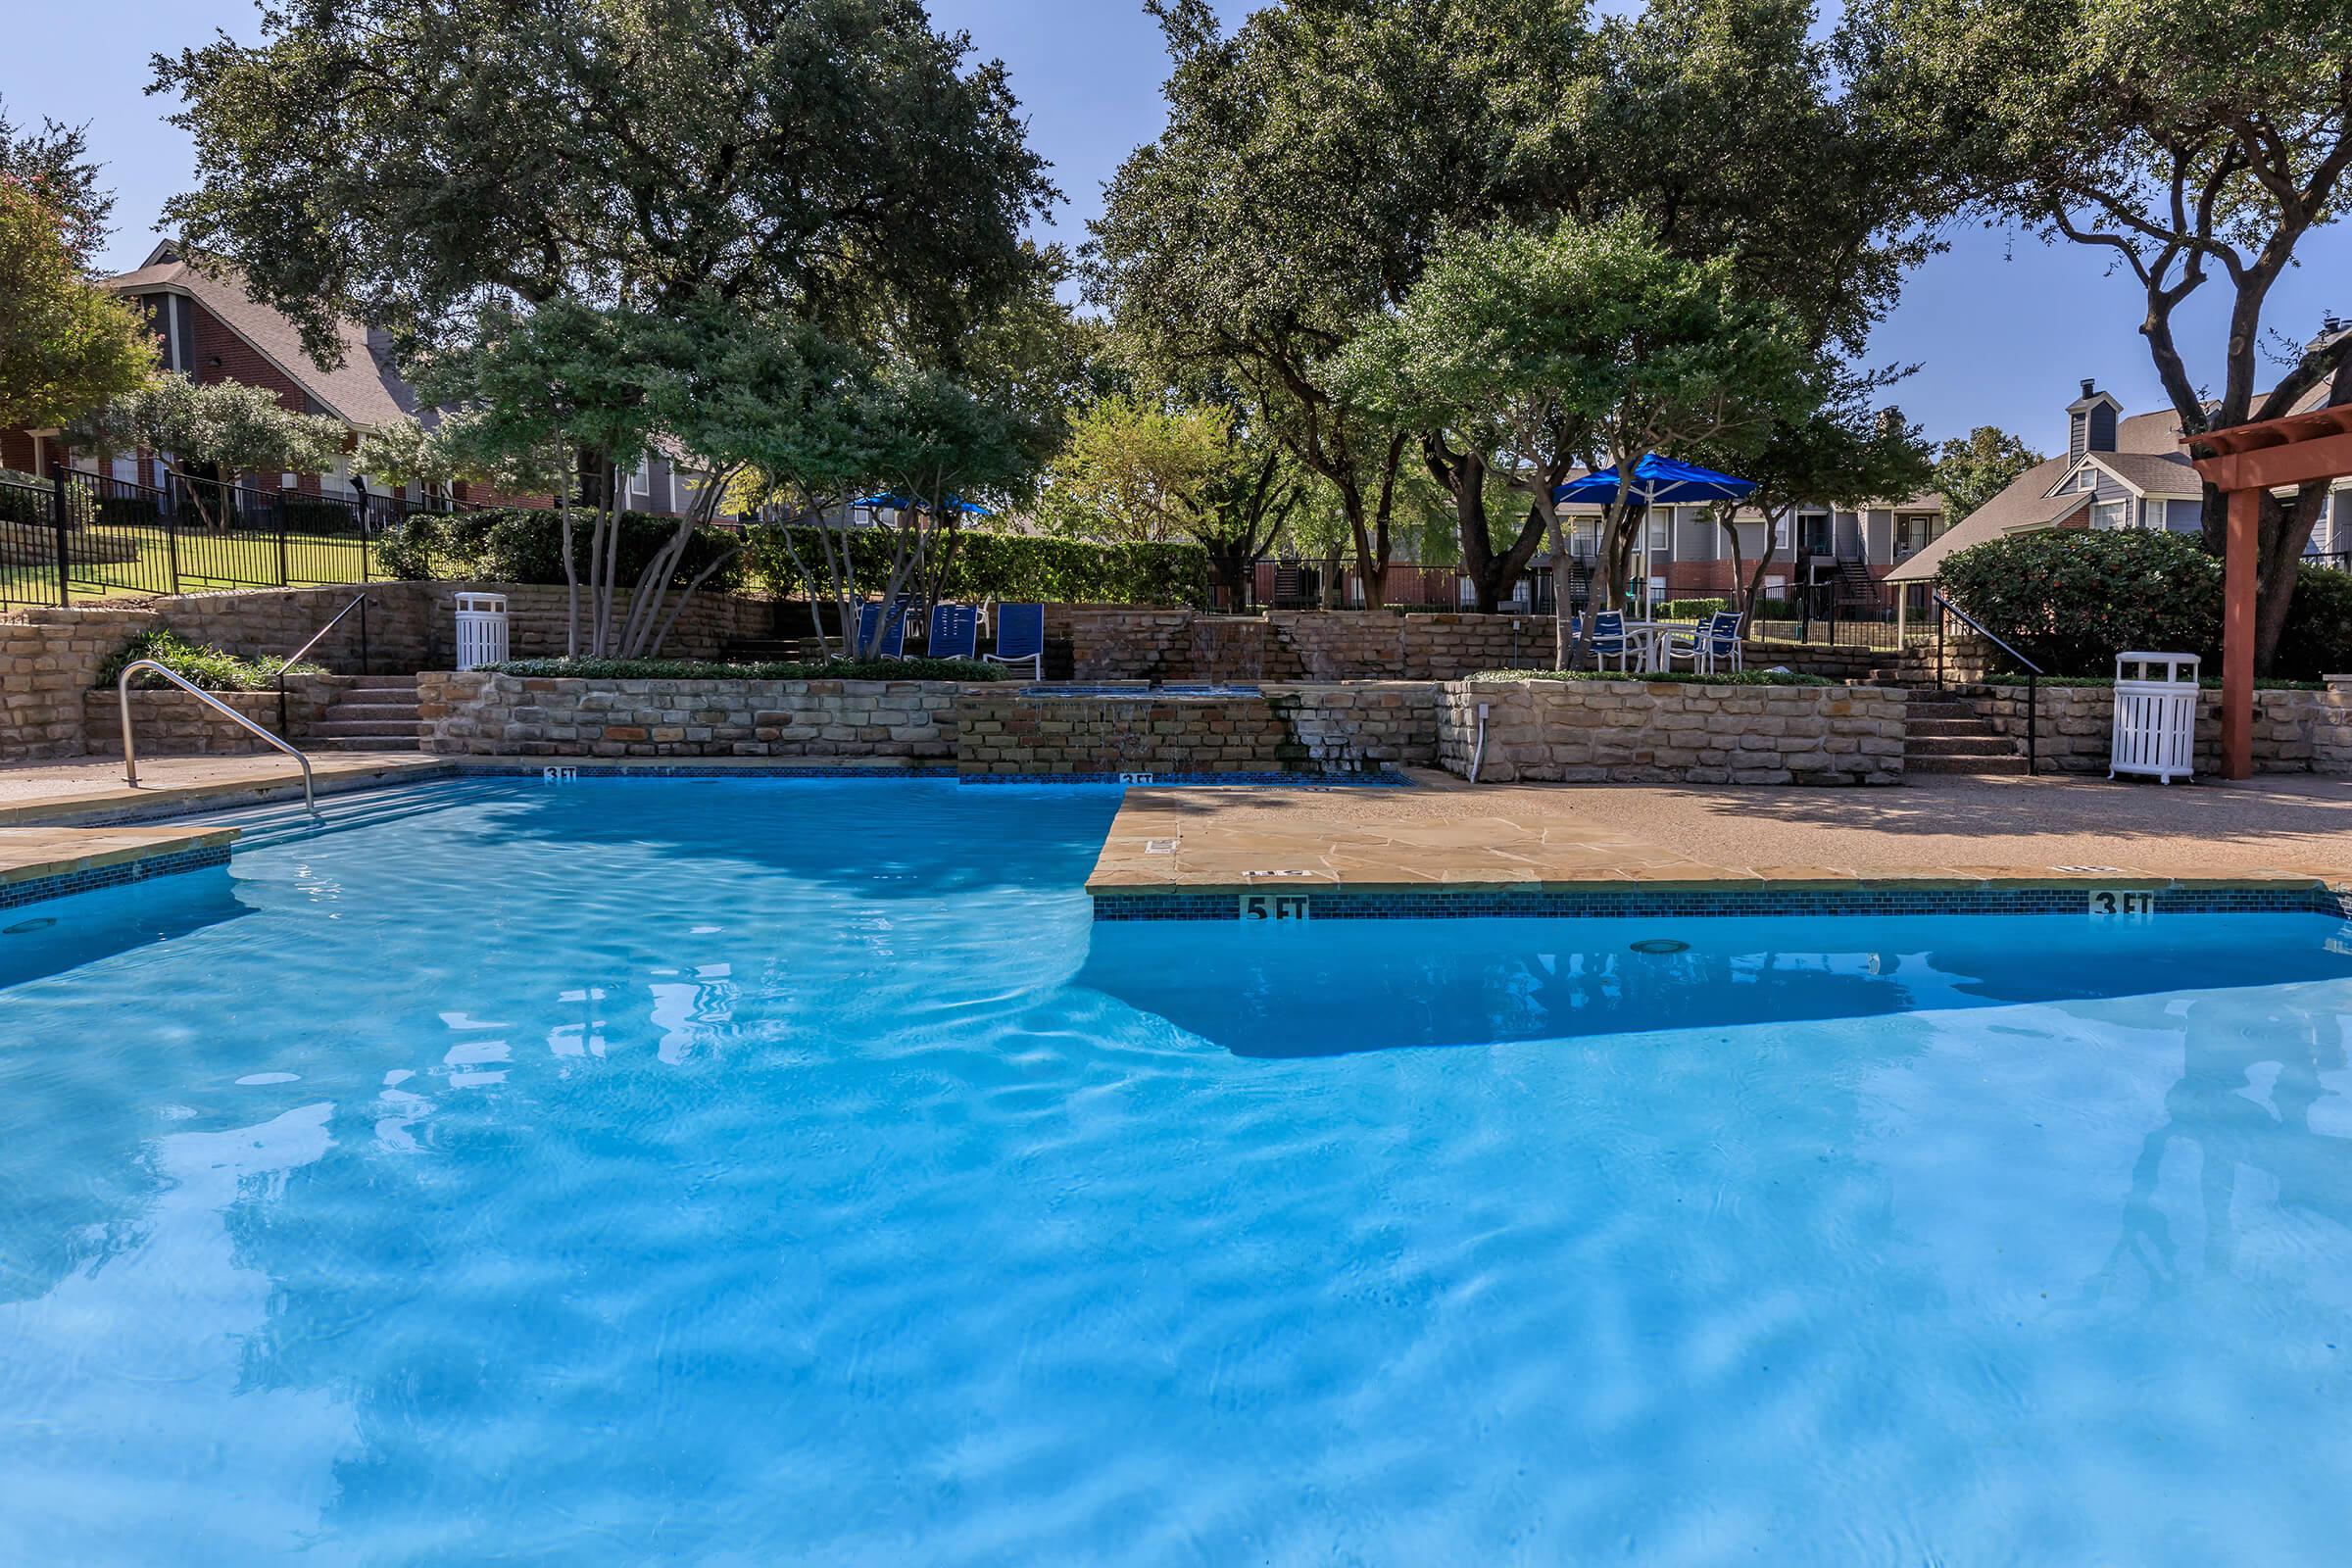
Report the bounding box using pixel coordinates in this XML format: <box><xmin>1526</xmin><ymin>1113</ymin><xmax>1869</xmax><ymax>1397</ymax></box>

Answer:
<box><xmin>958</xmin><ymin>770</ymin><xmax>1413</xmax><ymax>788</ymax></box>
<box><xmin>463</xmin><ymin>762</ymin><xmax>959</xmax><ymax>780</ymax></box>
<box><xmin>0</xmin><ymin>842</ymin><xmax>233</xmax><ymax>911</ymax></box>
<box><xmin>1094</xmin><ymin>883</ymin><xmax>2352</xmax><ymax>922</ymax></box>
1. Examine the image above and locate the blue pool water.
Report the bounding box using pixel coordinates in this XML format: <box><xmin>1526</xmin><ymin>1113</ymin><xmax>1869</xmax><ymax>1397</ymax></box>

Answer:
<box><xmin>3</xmin><ymin>779</ymin><xmax>2351</xmax><ymax>1564</ymax></box>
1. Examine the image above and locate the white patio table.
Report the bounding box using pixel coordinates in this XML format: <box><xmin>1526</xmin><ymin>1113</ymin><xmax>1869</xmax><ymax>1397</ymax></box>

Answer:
<box><xmin>1616</xmin><ymin>620</ymin><xmax>1671</xmax><ymax>673</ymax></box>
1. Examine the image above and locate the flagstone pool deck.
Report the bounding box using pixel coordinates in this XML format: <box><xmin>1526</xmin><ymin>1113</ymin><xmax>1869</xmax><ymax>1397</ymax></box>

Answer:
<box><xmin>0</xmin><ymin>751</ymin><xmax>2346</xmax><ymax>910</ymax></box>
<box><xmin>1087</xmin><ymin>769</ymin><xmax>2352</xmax><ymax>899</ymax></box>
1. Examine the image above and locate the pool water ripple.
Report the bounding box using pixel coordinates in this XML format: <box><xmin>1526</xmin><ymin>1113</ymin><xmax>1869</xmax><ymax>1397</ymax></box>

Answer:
<box><xmin>1</xmin><ymin>779</ymin><xmax>2349</xmax><ymax>1564</ymax></box>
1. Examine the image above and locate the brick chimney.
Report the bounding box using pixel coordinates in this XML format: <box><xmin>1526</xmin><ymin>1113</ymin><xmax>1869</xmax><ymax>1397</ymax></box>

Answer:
<box><xmin>2066</xmin><ymin>377</ymin><xmax>2122</xmax><ymax>460</ymax></box>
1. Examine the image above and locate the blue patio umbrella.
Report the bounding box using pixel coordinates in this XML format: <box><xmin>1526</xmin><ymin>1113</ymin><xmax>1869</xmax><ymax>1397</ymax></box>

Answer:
<box><xmin>1551</xmin><ymin>456</ymin><xmax>1756</xmax><ymax>618</ymax></box>
<box><xmin>854</xmin><ymin>492</ymin><xmax>996</xmax><ymax>518</ymax></box>
<box><xmin>1550</xmin><ymin>453</ymin><xmax>1755</xmax><ymax>508</ymax></box>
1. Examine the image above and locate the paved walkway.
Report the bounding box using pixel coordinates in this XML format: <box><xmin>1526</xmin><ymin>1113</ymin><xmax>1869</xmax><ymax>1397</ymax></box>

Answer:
<box><xmin>1090</xmin><ymin>771</ymin><xmax>2352</xmax><ymax>894</ymax></box>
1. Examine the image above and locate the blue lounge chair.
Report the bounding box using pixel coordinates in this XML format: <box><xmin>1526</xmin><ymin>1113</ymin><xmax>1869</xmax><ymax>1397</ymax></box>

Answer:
<box><xmin>1590</xmin><ymin>610</ymin><xmax>1641</xmax><ymax>673</ymax></box>
<box><xmin>854</xmin><ymin>600</ymin><xmax>907</xmax><ymax>660</ymax></box>
<box><xmin>986</xmin><ymin>602</ymin><xmax>1045</xmax><ymax>679</ymax></box>
<box><xmin>1667</xmin><ymin>611</ymin><xmax>1744</xmax><ymax>674</ymax></box>
<box><xmin>927</xmin><ymin>602</ymin><xmax>979</xmax><ymax>661</ymax></box>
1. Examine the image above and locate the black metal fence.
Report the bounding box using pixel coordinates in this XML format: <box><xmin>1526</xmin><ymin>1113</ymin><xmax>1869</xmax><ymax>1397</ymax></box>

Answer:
<box><xmin>0</xmin><ymin>466</ymin><xmax>460</xmax><ymax>608</ymax></box>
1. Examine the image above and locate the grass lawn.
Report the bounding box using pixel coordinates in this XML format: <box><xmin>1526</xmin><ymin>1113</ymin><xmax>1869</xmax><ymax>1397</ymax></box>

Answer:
<box><xmin>1</xmin><ymin>529</ymin><xmax>389</xmax><ymax>607</ymax></box>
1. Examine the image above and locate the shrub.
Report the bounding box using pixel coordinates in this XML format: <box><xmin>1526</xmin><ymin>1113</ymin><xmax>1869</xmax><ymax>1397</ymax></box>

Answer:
<box><xmin>96</xmin><ymin>627</ymin><xmax>326</xmax><ymax>691</ymax></box>
<box><xmin>274</xmin><ymin>496</ymin><xmax>362</xmax><ymax>536</ymax></box>
<box><xmin>1654</xmin><ymin>598</ymin><xmax>1728</xmax><ymax>619</ymax></box>
<box><xmin>1941</xmin><ymin>527</ymin><xmax>2352</xmax><ymax>679</ymax></box>
<box><xmin>1980</xmin><ymin>672</ymin><xmax>2323</xmax><ymax>690</ymax></box>
<box><xmin>1467</xmin><ymin>667</ymin><xmax>1831</xmax><ymax>687</ymax></box>
<box><xmin>2277</xmin><ymin>564</ymin><xmax>2352</xmax><ymax>680</ymax></box>
<box><xmin>478</xmin><ymin>656</ymin><xmax>1006</xmax><ymax>682</ymax></box>
<box><xmin>743</xmin><ymin>524</ymin><xmax>1209</xmax><ymax>609</ymax></box>
<box><xmin>376</xmin><ymin>507</ymin><xmax>746</xmax><ymax>594</ymax></box>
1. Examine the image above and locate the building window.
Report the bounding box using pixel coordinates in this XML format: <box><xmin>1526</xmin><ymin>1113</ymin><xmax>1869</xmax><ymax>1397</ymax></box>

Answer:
<box><xmin>2093</xmin><ymin>498</ymin><xmax>2132</xmax><ymax>530</ymax></box>
<box><xmin>2077</xmin><ymin>466</ymin><xmax>2098</xmax><ymax>491</ymax></box>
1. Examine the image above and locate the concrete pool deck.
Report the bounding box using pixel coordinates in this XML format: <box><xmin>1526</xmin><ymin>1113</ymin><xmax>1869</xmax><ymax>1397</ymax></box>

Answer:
<box><xmin>1088</xmin><ymin>770</ymin><xmax>2352</xmax><ymax>899</ymax></box>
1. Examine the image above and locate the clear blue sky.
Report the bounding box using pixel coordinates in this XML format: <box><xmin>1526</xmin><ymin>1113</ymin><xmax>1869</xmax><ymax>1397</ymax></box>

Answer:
<box><xmin>7</xmin><ymin>0</ymin><xmax>2345</xmax><ymax>453</ymax></box>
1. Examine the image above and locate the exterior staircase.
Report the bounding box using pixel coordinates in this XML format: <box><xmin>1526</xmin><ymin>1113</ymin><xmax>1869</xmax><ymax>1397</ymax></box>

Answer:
<box><xmin>1905</xmin><ymin>695</ymin><xmax>2028</xmax><ymax>775</ymax></box>
<box><xmin>307</xmin><ymin>674</ymin><xmax>423</xmax><ymax>753</ymax></box>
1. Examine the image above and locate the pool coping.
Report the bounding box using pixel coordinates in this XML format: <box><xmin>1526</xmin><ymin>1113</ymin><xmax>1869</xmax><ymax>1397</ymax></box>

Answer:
<box><xmin>0</xmin><ymin>824</ymin><xmax>239</xmax><ymax>911</ymax></box>
<box><xmin>5</xmin><ymin>760</ymin><xmax>2346</xmax><ymax>923</ymax></box>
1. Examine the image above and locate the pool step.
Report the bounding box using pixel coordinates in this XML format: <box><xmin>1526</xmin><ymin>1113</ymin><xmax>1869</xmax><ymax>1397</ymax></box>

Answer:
<box><xmin>1904</xmin><ymin>698</ymin><xmax>2029</xmax><ymax>775</ymax></box>
<box><xmin>309</xmin><ymin>676</ymin><xmax>423</xmax><ymax>753</ymax></box>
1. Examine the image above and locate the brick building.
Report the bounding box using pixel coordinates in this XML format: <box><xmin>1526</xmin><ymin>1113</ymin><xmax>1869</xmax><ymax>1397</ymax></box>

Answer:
<box><xmin>4</xmin><ymin>241</ymin><xmax>711</xmax><ymax>517</ymax></box>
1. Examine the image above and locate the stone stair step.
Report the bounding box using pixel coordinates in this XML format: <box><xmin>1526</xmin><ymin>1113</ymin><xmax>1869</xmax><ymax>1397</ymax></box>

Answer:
<box><xmin>1907</xmin><ymin>703</ymin><xmax>1981</xmax><ymax>720</ymax></box>
<box><xmin>306</xmin><ymin>735</ymin><xmax>422</xmax><ymax>753</ymax></box>
<box><xmin>310</xmin><ymin>718</ymin><xmax>424</xmax><ymax>739</ymax></box>
<box><xmin>1907</xmin><ymin>754</ymin><xmax>2031</xmax><ymax>775</ymax></box>
<box><xmin>1908</xmin><ymin>717</ymin><xmax>1998</xmax><ymax>737</ymax></box>
<box><xmin>1905</xmin><ymin>736</ymin><xmax>2020</xmax><ymax>759</ymax></box>
<box><xmin>325</xmin><ymin>702</ymin><xmax>421</xmax><ymax>720</ymax></box>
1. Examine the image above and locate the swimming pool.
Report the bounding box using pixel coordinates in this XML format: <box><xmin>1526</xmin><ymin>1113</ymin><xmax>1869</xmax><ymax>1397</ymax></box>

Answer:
<box><xmin>3</xmin><ymin>779</ymin><xmax>2349</xmax><ymax>1564</ymax></box>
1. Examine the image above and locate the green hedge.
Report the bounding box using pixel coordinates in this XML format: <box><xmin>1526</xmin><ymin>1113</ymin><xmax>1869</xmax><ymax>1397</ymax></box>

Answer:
<box><xmin>1654</xmin><ymin>598</ymin><xmax>1729</xmax><ymax>620</ymax></box>
<box><xmin>480</xmin><ymin>656</ymin><xmax>1004</xmax><ymax>682</ymax></box>
<box><xmin>1468</xmin><ymin>667</ymin><xmax>1831</xmax><ymax>687</ymax></box>
<box><xmin>1940</xmin><ymin>527</ymin><xmax>2352</xmax><ymax>680</ymax></box>
<box><xmin>744</xmin><ymin>524</ymin><xmax>1209</xmax><ymax>609</ymax></box>
<box><xmin>97</xmin><ymin>628</ymin><xmax>325</xmax><ymax>691</ymax></box>
<box><xmin>377</xmin><ymin>508</ymin><xmax>747</xmax><ymax>593</ymax></box>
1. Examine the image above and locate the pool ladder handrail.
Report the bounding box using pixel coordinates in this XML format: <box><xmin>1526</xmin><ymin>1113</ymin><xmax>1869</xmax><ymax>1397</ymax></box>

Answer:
<box><xmin>118</xmin><ymin>659</ymin><xmax>318</xmax><ymax>816</ymax></box>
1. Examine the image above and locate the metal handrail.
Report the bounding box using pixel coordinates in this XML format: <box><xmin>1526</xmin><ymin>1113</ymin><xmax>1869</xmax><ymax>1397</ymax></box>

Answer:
<box><xmin>120</xmin><ymin>660</ymin><xmax>317</xmax><ymax>815</ymax></box>
<box><xmin>277</xmin><ymin>593</ymin><xmax>370</xmax><ymax>734</ymax></box>
<box><xmin>1932</xmin><ymin>591</ymin><xmax>2041</xmax><ymax>776</ymax></box>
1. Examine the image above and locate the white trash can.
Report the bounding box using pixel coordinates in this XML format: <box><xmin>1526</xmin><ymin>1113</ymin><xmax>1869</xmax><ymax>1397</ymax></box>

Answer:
<box><xmin>2110</xmin><ymin>651</ymin><xmax>2199</xmax><ymax>784</ymax></box>
<box><xmin>454</xmin><ymin>592</ymin><xmax>510</xmax><ymax>671</ymax></box>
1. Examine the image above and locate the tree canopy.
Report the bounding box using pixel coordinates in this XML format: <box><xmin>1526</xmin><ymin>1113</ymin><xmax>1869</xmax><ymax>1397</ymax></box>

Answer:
<box><xmin>1094</xmin><ymin>0</ymin><xmax>1927</xmax><ymax>610</ymax></box>
<box><xmin>0</xmin><ymin>97</ymin><xmax>114</xmax><ymax>271</ymax></box>
<box><xmin>154</xmin><ymin>0</ymin><xmax>1060</xmax><ymax>366</ymax></box>
<box><xmin>1931</xmin><ymin>425</ymin><xmax>2044</xmax><ymax>520</ymax></box>
<box><xmin>1848</xmin><ymin>0</ymin><xmax>2352</xmax><ymax>667</ymax></box>
<box><xmin>0</xmin><ymin>176</ymin><xmax>154</xmax><ymax>433</ymax></box>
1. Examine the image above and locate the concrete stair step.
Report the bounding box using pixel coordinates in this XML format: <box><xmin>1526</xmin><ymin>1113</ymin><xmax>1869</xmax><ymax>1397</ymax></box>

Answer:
<box><xmin>1907</xmin><ymin>754</ymin><xmax>2031</xmax><ymax>775</ymax></box>
<box><xmin>1908</xmin><ymin>717</ymin><xmax>1999</xmax><ymax>737</ymax></box>
<box><xmin>325</xmin><ymin>702</ymin><xmax>421</xmax><ymax>720</ymax></box>
<box><xmin>1907</xmin><ymin>703</ymin><xmax>1981</xmax><ymax>721</ymax></box>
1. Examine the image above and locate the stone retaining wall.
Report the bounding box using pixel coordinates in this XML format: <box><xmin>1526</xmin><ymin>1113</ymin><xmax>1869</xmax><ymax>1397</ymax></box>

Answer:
<box><xmin>79</xmin><ymin>678</ymin><xmax>342</xmax><ymax>757</ymax></box>
<box><xmin>416</xmin><ymin>671</ymin><xmax>956</xmax><ymax>759</ymax></box>
<box><xmin>2322</xmin><ymin>677</ymin><xmax>2352</xmax><ymax>773</ymax></box>
<box><xmin>0</xmin><ymin>606</ymin><xmax>157</xmax><ymax>760</ymax></box>
<box><xmin>1967</xmin><ymin>682</ymin><xmax>2343</xmax><ymax>774</ymax></box>
<box><xmin>954</xmin><ymin>688</ymin><xmax>1292</xmax><ymax>776</ymax></box>
<box><xmin>1067</xmin><ymin>608</ymin><xmax>1547</xmax><ymax>683</ymax></box>
<box><xmin>1438</xmin><ymin>679</ymin><xmax>1907</xmax><ymax>785</ymax></box>
<box><xmin>1266</xmin><ymin>682</ymin><xmax>1439</xmax><ymax>772</ymax></box>
<box><xmin>149</xmin><ymin>581</ymin><xmax>772</xmax><ymax>673</ymax></box>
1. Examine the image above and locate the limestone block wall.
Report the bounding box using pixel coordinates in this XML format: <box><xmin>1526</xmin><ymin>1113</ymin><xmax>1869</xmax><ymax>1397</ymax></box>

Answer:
<box><xmin>0</xmin><ymin>606</ymin><xmax>158</xmax><ymax>760</ymax></box>
<box><xmin>953</xmin><ymin>688</ymin><xmax>1293</xmax><ymax>775</ymax></box>
<box><xmin>80</xmin><ymin>677</ymin><xmax>341</xmax><ymax>757</ymax></box>
<box><xmin>416</xmin><ymin>671</ymin><xmax>957</xmax><ymax>759</ymax></box>
<box><xmin>1438</xmin><ymin>678</ymin><xmax>1908</xmax><ymax>786</ymax></box>
<box><xmin>2320</xmin><ymin>677</ymin><xmax>2352</xmax><ymax>773</ymax></box>
<box><xmin>1968</xmin><ymin>682</ymin><xmax>2334</xmax><ymax>774</ymax></box>
<box><xmin>1066</xmin><ymin>608</ymin><xmax>1549</xmax><ymax>683</ymax></box>
<box><xmin>149</xmin><ymin>582</ymin><xmax>773</xmax><ymax>672</ymax></box>
<box><xmin>1264</xmin><ymin>682</ymin><xmax>1439</xmax><ymax>772</ymax></box>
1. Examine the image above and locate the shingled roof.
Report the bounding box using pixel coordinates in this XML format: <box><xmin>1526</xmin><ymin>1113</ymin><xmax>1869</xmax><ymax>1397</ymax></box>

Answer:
<box><xmin>105</xmin><ymin>245</ymin><xmax>416</xmax><ymax>429</ymax></box>
<box><xmin>1886</xmin><ymin>395</ymin><xmax>2323</xmax><ymax>584</ymax></box>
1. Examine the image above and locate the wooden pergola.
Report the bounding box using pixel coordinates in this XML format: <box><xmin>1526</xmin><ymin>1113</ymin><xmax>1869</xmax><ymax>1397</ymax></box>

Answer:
<box><xmin>2184</xmin><ymin>403</ymin><xmax>2352</xmax><ymax>780</ymax></box>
